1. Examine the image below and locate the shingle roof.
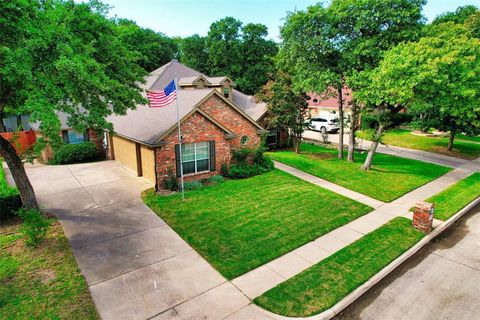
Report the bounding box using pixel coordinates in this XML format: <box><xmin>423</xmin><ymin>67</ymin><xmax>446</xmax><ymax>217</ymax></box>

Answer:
<box><xmin>107</xmin><ymin>89</ymin><xmax>213</xmax><ymax>146</ymax></box>
<box><xmin>231</xmin><ymin>89</ymin><xmax>267</xmax><ymax>121</ymax></box>
<box><xmin>107</xmin><ymin>60</ymin><xmax>267</xmax><ymax>145</ymax></box>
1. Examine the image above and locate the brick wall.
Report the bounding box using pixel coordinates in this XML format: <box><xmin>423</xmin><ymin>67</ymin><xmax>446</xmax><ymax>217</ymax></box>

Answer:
<box><xmin>156</xmin><ymin>112</ymin><xmax>231</xmax><ymax>187</ymax></box>
<box><xmin>155</xmin><ymin>94</ymin><xmax>261</xmax><ymax>188</ymax></box>
<box><xmin>198</xmin><ymin>95</ymin><xmax>260</xmax><ymax>148</ymax></box>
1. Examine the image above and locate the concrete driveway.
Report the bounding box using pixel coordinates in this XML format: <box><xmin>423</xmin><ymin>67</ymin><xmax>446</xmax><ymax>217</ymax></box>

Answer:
<box><xmin>335</xmin><ymin>203</ymin><xmax>480</xmax><ymax>320</ymax></box>
<box><xmin>23</xmin><ymin>161</ymin><xmax>246</xmax><ymax>320</ymax></box>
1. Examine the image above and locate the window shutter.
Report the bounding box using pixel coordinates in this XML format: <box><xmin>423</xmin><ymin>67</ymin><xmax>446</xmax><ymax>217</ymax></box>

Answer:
<box><xmin>209</xmin><ymin>140</ymin><xmax>216</xmax><ymax>171</ymax></box>
<box><xmin>175</xmin><ymin>144</ymin><xmax>181</xmax><ymax>177</ymax></box>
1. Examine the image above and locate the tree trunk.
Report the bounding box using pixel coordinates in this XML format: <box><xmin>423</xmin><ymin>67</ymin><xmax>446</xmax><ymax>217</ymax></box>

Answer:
<box><xmin>447</xmin><ymin>128</ymin><xmax>456</xmax><ymax>151</ymax></box>
<box><xmin>337</xmin><ymin>87</ymin><xmax>344</xmax><ymax>160</ymax></box>
<box><xmin>0</xmin><ymin>134</ymin><xmax>38</xmax><ymax>209</ymax></box>
<box><xmin>347</xmin><ymin>101</ymin><xmax>359</xmax><ymax>162</ymax></box>
<box><xmin>361</xmin><ymin>123</ymin><xmax>384</xmax><ymax>171</ymax></box>
<box><xmin>293</xmin><ymin>136</ymin><xmax>300</xmax><ymax>154</ymax></box>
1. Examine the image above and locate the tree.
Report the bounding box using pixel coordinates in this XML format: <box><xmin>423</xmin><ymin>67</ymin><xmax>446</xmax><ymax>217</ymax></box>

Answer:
<box><xmin>0</xmin><ymin>0</ymin><xmax>146</xmax><ymax>209</ymax></box>
<box><xmin>116</xmin><ymin>19</ymin><xmax>177</xmax><ymax>72</ymax></box>
<box><xmin>258</xmin><ymin>71</ymin><xmax>308</xmax><ymax>154</ymax></box>
<box><xmin>206</xmin><ymin>17</ymin><xmax>243</xmax><ymax>80</ymax></box>
<box><xmin>279</xmin><ymin>0</ymin><xmax>426</xmax><ymax>161</ymax></box>
<box><xmin>177</xmin><ymin>34</ymin><xmax>209</xmax><ymax>74</ymax></box>
<box><xmin>433</xmin><ymin>5</ymin><xmax>478</xmax><ymax>25</ymax></box>
<box><xmin>237</xmin><ymin>23</ymin><xmax>278</xmax><ymax>95</ymax></box>
<box><xmin>179</xmin><ymin>17</ymin><xmax>278</xmax><ymax>95</ymax></box>
<box><xmin>355</xmin><ymin>22</ymin><xmax>480</xmax><ymax>167</ymax></box>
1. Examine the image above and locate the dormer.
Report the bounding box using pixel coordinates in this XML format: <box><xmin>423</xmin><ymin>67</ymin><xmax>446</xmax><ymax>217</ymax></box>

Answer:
<box><xmin>178</xmin><ymin>75</ymin><xmax>212</xmax><ymax>90</ymax></box>
<box><xmin>207</xmin><ymin>76</ymin><xmax>233</xmax><ymax>100</ymax></box>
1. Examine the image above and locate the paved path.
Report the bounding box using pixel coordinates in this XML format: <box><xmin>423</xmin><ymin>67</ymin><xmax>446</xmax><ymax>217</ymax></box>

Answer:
<box><xmin>10</xmin><ymin>161</ymin><xmax>249</xmax><ymax>320</ymax></box>
<box><xmin>302</xmin><ymin>131</ymin><xmax>475</xmax><ymax>170</ymax></box>
<box><xmin>334</xmin><ymin>203</ymin><xmax>480</xmax><ymax>320</ymax></box>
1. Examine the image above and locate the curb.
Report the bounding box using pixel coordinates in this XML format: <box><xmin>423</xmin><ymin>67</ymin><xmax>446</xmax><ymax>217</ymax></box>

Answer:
<box><xmin>252</xmin><ymin>196</ymin><xmax>480</xmax><ymax>320</ymax></box>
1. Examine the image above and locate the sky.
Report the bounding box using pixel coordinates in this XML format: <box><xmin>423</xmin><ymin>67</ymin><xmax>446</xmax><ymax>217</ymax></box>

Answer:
<box><xmin>98</xmin><ymin>0</ymin><xmax>480</xmax><ymax>40</ymax></box>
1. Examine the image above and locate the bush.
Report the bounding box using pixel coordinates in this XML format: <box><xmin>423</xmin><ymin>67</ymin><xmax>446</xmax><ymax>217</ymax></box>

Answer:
<box><xmin>17</xmin><ymin>208</ymin><xmax>50</xmax><ymax>247</ymax></box>
<box><xmin>183</xmin><ymin>180</ymin><xmax>204</xmax><ymax>191</ymax></box>
<box><xmin>163</xmin><ymin>169</ymin><xmax>179</xmax><ymax>191</ymax></box>
<box><xmin>51</xmin><ymin>142</ymin><xmax>99</xmax><ymax>165</ymax></box>
<box><xmin>225</xmin><ymin>146</ymin><xmax>274</xmax><ymax>179</ymax></box>
<box><xmin>209</xmin><ymin>175</ymin><xmax>225</xmax><ymax>184</ymax></box>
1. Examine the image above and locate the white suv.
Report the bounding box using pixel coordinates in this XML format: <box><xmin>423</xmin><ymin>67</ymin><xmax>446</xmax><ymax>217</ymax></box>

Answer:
<box><xmin>308</xmin><ymin>117</ymin><xmax>340</xmax><ymax>133</ymax></box>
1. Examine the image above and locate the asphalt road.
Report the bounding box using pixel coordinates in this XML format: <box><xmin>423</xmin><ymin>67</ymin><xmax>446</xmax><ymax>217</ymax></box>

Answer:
<box><xmin>335</xmin><ymin>203</ymin><xmax>480</xmax><ymax>320</ymax></box>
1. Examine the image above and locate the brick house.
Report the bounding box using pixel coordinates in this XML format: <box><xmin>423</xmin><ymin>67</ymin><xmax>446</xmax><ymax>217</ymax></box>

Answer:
<box><xmin>105</xmin><ymin>60</ymin><xmax>268</xmax><ymax>188</ymax></box>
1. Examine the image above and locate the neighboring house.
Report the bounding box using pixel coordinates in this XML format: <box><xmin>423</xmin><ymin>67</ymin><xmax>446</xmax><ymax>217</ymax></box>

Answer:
<box><xmin>307</xmin><ymin>87</ymin><xmax>353</xmax><ymax>118</ymax></box>
<box><xmin>105</xmin><ymin>60</ymin><xmax>268</xmax><ymax>188</ymax></box>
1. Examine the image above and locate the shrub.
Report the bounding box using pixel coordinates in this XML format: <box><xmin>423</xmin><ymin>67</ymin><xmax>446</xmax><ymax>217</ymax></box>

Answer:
<box><xmin>221</xmin><ymin>163</ymin><xmax>229</xmax><ymax>176</ymax></box>
<box><xmin>183</xmin><ymin>180</ymin><xmax>204</xmax><ymax>191</ymax></box>
<box><xmin>17</xmin><ymin>208</ymin><xmax>50</xmax><ymax>247</ymax></box>
<box><xmin>226</xmin><ymin>146</ymin><xmax>274</xmax><ymax>179</ymax></box>
<box><xmin>163</xmin><ymin>169</ymin><xmax>180</xmax><ymax>191</ymax></box>
<box><xmin>209</xmin><ymin>175</ymin><xmax>225</xmax><ymax>184</ymax></box>
<box><xmin>51</xmin><ymin>141</ymin><xmax>99</xmax><ymax>165</ymax></box>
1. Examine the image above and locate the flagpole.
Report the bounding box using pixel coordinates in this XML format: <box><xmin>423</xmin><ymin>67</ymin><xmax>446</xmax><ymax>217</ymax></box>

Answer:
<box><xmin>174</xmin><ymin>75</ymin><xmax>185</xmax><ymax>201</ymax></box>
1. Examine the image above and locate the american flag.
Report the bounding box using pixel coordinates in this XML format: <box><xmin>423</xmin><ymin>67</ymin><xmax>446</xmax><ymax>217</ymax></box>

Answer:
<box><xmin>146</xmin><ymin>79</ymin><xmax>177</xmax><ymax>108</ymax></box>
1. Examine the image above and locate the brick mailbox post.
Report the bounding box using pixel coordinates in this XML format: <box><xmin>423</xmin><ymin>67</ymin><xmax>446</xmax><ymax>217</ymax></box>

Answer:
<box><xmin>413</xmin><ymin>201</ymin><xmax>434</xmax><ymax>233</ymax></box>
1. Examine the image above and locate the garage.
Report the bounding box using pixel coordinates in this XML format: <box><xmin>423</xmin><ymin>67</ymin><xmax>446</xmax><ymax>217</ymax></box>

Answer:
<box><xmin>112</xmin><ymin>135</ymin><xmax>138</xmax><ymax>174</ymax></box>
<box><xmin>140</xmin><ymin>145</ymin><xmax>156</xmax><ymax>185</ymax></box>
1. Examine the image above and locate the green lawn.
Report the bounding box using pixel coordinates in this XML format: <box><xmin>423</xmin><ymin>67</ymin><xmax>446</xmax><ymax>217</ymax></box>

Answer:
<box><xmin>267</xmin><ymin>143</ymin><xmax>451</xmax><ymax>202</ymax></box>
<box><xmin>254</xmin><ymin>217</ymin><xmax>425</xmax><ymax>317</ymax></box>
<box><xmin>365</xmin><ymin>129</ymin><xmax>480</xmax><ymax>159</ymax></box>
<box><xmin>426</xmin><ymin>172</ymin><xmax>480</xmax><ymax>221</ymax></box>
<box><xmin>456</xmin><ymin>134</ymin><xmax>480</xmax><ymax>144</ymax></box>
<box><xmin>0</xmin><ymin>219</ymin><xmax>98</xmax><ymax>319</ymax></box>
<box><xmin>143</xmin><ymin>169</ymin><xmax>372</xmax><ymax>279</ymax></box>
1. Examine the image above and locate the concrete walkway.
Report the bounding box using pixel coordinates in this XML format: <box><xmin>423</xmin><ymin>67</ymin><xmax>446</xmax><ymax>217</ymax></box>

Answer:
<box><xmin>335</xmin><ymin>203</ymin><xmax>480</xmax><ymax>320</ymax></box>
<box><xmin>10</xmin><ymin>161</ymin><xmax>249</xmax><ymax>320</ymax></box>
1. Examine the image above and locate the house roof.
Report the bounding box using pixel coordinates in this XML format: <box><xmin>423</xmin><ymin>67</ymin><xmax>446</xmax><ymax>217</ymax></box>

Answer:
<box><xmin>107</xmin><ymin>60</ymin><xmax>267</xmax><ymax>146</ymax></box>
<box><xmin>307</xmin><ymin>87</ymin><xmax>353</xmax><ymax>110</ymax></box>
<box><xmin>107</xmin><ymin>89</ymin><xmax>213</xmax><ymax>146</ymax></box>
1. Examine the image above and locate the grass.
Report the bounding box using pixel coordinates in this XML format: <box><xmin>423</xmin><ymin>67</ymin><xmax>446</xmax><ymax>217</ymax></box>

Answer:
<box><xmin>0</xmin><ymin>159</ymin><xmax>18</xmax><ymax>198</ymax></box>
<box><xmin>267</xmin><ymin>143</ymin><xmax>451</xmax><ymax>202</ymax></box>
<box><xmin>456</xmin><ymin>134</ymin><xmax>480</xmax><ymax>144</ymax></box>
<box><xmin>426</xmin><ymin>172</ymin><xmax>480</xmax><ymax>221</ymax></box>
<box><xmin>0</xmin><ymin>219</ymin><xmax>99</xmax><ymax>319</ymax></box>
<box><xmin>143</xmin><ymin>169</ymin><xmax>372</xmax><ymax>279</ymax></box>
<box><xmin>254</xmin><ymin>217</ymin><xmax>425</xmax><ymax>317</ymax></box>
<box><xmin>361</xmin><ymin>129</ymin><xmax>480</xmax><ymax>159</ymax></box>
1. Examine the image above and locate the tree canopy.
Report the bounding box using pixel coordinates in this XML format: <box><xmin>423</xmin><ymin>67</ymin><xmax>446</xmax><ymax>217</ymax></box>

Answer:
<box><xmin>0</xmin><ymin>0</ymin><xmax>147</xmax><ymax>208</ymax></box>
<box><xmin>178</xmin><ymin>17</ymin><xmax>278</xmax><ymax>94</ymax></box>
<box><xmin>116</xmin><ymin>19</ymin><xmax>177</xmax><ymax>72</ymax></box>
<box><xmin>354</xmin><ymin>22</ymin><xmax>480</xmax><ymax>150</ymax></box>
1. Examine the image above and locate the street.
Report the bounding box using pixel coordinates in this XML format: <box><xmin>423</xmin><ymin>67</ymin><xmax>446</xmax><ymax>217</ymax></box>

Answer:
<box><xmin>335</xmin><ymin>203</ymin><xmax>480</xmax><ymax>320</ymax></box>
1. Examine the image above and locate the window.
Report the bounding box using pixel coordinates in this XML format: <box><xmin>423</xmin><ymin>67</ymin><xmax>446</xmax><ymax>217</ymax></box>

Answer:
<box><xmin>240</xmin><ymin>135</ymin><xmax>249</xmax><ymax>145</ymax></box>
<box><xmin>223</xmin><ymin>87</ymin><xmax>230</xmax><ymax>98</ymax></box>
<box><xmin>312</xmin><ymin>98</ymin><xmax>318</xmax><ymax>103</ymax></box>
<box><xmin>62</xmin><ymin>130</ymin><xmax>89</xmax><ymax>144</ymax></box>
<box><xmin>181</xmin><ymin>142</ymin><xmax>210</xmax><ymax>175</ymax></box>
